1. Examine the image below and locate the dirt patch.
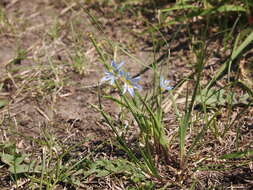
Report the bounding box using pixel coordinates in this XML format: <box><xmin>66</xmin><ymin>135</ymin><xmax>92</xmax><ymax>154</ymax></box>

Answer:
<box><xmin>0</xmin><ymin>0</ymin><xmax>156</xmax><ymax>145</ymax></box>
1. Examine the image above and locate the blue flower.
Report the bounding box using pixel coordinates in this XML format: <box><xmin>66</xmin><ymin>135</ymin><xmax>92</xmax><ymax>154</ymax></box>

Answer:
<box><xmin>100</xmin><ymin>71</ymin><xmax>116</xmax><ymax>85</ymax></box>
<box><xmin>160</xmin><ymin>76</ymin><xmax>173</xmax><ymax>91</ymax></box>
<box><xmin>111</xmin><ymin>60</ymin><xmax>124</xmax><ymax>73</ymax></box>
<box><xmin>100</xmin><ymin>61</ymin><xmax>125</xmax><ymax>85</ymax></box>
<box><xmin>122</xmin><ymin>72</ymin><xmax>142</xmax><ymax>97</ymax></box>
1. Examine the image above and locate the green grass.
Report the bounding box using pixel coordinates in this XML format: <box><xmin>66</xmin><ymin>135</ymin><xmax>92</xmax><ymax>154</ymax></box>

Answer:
<box><xmin>0</xmin><ymin>0</ymin><xmax>253</xmax><ymax>189</ymax></box>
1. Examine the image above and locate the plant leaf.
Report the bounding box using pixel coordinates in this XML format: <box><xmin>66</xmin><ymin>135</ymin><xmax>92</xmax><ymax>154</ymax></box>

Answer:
<box><xmin>0</xmin><ymin>99</ymin><xmax>8</xmax><ymax>109</ymax></box>
<box><xmin>220</xmin><ymin>150</ymin><xmax>253</xmax><ymax>159</ymax></box>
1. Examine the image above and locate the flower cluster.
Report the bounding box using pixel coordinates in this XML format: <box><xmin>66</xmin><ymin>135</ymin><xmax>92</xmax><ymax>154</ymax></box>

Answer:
<box><xmin>101</xmin><ymin>60</ymin><xmax>172</xmax><ymax>96</ymax></box>
<box><xmin>159</xmin><ymin>76</ymin><xmax>173</xmax><ymax>91</ymax></box>
<box><xmin>100</xmin><ymin>61</ymin><xmax>124</xmax><ymax>86</ymax></box>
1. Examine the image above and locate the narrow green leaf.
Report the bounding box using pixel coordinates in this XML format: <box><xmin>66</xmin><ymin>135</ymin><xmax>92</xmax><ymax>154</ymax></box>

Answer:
<box><xmin>103</xmin><ymin>95</ymin><xmax>128</xmax><ymax>108</ymax></box>
<box><xmin>0</xmin><ymin>99</ymin><xmax>8</xmax><ymax>109</ymax></box>
<box><xmin>161</xmin><ymin>4</ymin><xmax>198</xmax><ymax>12</ymax></box>
<box><xmin>206</xmin><ymin>31</ymin><xmax>253</xmax><ymax>89</ymax></box>
<box><xmin>220</xmin><ymin>150</ymin><xmax>253</xmax><ymax>159</ymax></box>
<box><xmin>217</xmin><ymin>5</ymin><xmax>246</xmax><ymax>13</ymax></box>
<box><xmin>231</xmin><ymin>31</ymin><xmax>253</xmax><ymax>61</ymax></box>
<box><xmin>9</xmin><ymin>163</ymin><xmax>41</xmax><ymax>174</ymax></box>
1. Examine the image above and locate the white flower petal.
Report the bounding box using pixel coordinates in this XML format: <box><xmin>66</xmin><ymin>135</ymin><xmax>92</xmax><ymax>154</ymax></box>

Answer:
<box><xmin>131</xmin><ymin>76</ymin><xmax>140</xmax><ymax>83</ymax></box>
<box><xmin>109</xmin><ymin>78</ymin><xmax>115</xmax><ymax>85</ymax></box>
<box><xmin>128</xmin><ymin>87</ymin><xmax>135</xmax><ymax>97</ymax></box>
<box><xmin>122</xmin><ymin>83</ymin><xmax>127</xmax><ymax>94</ymax></box>
<box><xmin>117</xmin><ymin>61</ymin><xmax>125</xmax><ymax>69</ymax></box>
<box><xmin>100</xmin><ymin>76</ymin><xmax>110</xmax><ymax>83</ymax></box>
